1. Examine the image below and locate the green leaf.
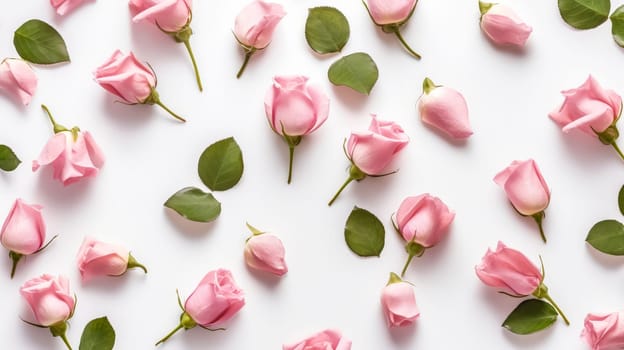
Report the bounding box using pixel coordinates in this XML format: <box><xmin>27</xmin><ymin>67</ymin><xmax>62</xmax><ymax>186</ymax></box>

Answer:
<box><xmin>164</xmin><ymin>187</ymin><xmax>221</xmax><ymax>223</ymax></box>
<box><xmin>198</xmin><ymin>137</ymin><xmax>244</xmax><ymax>191</ymax></box>
<box><xmin>79</xmin><ymin>317</ymin><xmax>115</xmax><ymax>350</ymax></box>
<box><xmin>328</xmin><ymin>52</ymin><xmax>378</xmax><ymax>95</ymax></box>
<box><xmin>305</xmin><ymin>7</ymin><xmax>350</xmax><ymax>54</ymax></box>
<box><xmin>586</xmin><ymin>219</ymin><xmax>624</xmax><ymax>255</ymax></box>
<box><xmin>344</xmin><ymin>206</ymin><xmax>385</xmax><ymax>257</ymax></box>
<box><xmin>502</xmin><ymin>299</ymin><xmax>558</xmax><ymax>335</ymax></box>
<box><xmin>618</xmin><ymin>184</ymin><xmax>624</xmax><ymax>215</ymax></box>
<box><xmin>611</xmin><ymin>5</ymin><xmax>624</xmax><ymax>46</ymax></box>
<box><xmin>558</xmin><ymin>0</ymin><xmax>610</xmax><ymax>29</ymax></box>
<box><xmin>0</xmin><ymin>145</ymin><xmax>21</xmax><ymax>171</ymax></box>
<box><xmin>13</xmin><ymin>19</ymin><xmax>70</xmax><ymax>64</ymax></box>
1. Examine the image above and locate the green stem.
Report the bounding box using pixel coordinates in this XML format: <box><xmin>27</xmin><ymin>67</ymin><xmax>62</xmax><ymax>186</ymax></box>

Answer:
<box><xmin>401</xmin><ymin>252</ymin><xmax>416</xmax><ymax>277</ymax></box>
<box><xmin>182</xmin><ymin>40</ymin><xmax>203</xmax><ymax>92</ymax></box>
<box><xmin>543</xmin><ymin>293</ymin><xmax>570</xmax><ymax>325</ymax></box>
<box><xmin>59</xmin><ymin>333</ymin><xmax>73</xmax><ymax>350</ymax></box>
<box><xmin>611</xmin><ymin>142</ymin><xmax>624</xmax><ymax>162</ymax></box>
<box><xmin>287</xmin><ymin>145</ymin><xmax>295</xmax><ymax>184</ymax></box>
<box><xmin>155</xmin><ymin>323</ymin><xmax>184</xmax><ymax>346</ymax></box>
<box><xmin>9</xmin><ymin>251</ymin><xmax>22</xmax><ymax>279</ymax></box>
<box><xmin>532</xmin><ymin>212</ymin><xmax>547</xmax><ymax>243</ymax></box>
<box><xmin>392</xmin><ymin>29</ymin><xmax>421</xmax><ymax>59</ymax></box>
<box><xmin>236</xmin><ymin>49</ymin><xmax>255</xmax><ymax>79</ymax></box>
<box><xmin>127</xmin><ymin>253</ymin><xmax>148</xmax><ymax>274</ymax></box>
<box><xmin>328</xmin><ymin>176</ymin><xmax>355</xmax><ymax>206</ymax></box>
<box><xmin>155</xmin><ymin>101</ymin><xmax>186</xmax><ymax>123</ymax></box>
<box><xmin>41</xmin><ymin>104</ymin><xmax>68</xmax><ymax>134</ymax></box>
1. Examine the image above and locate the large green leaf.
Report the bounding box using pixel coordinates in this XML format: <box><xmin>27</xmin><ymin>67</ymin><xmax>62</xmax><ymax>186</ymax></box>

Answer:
<box><xmin>502</xmin><ymin>299</ymin><xmax>558</xmax><ymax>335</ymax></box>
<box><xmin>14</xmin><ymin>19</ymin><xmax>70</xmax><ymax>64</ymax></box>
<box><xmin>79</xmin><ymin>317</ymin><xmax>115</xmax><ymax>350</ymax></box>
<box><xmin>328</xmin><ymin>52</ymin><xmax>378</xmax><ymax>95</ymax></box>
<box><xmin>618</xmin><ymin>184</ymin><xmax>624</xmax><ymax>215</ymax></box>
<box><xmin>0</xmin><ymin>145</ymin><xmax>21</xmax><ymax>171</ymax></box>
<box><xmin>586</xmin><ymin>219</ymin><xmax>624</xmax><ymax>255</ymax></box>
<box><xmin>344</xmin><ymin>206</ymin><xmax>385</xmax><ymax>257</ymax></box>
<box><xmin>305</xmin><ymin>7</ymin><xmax>350</xmax><ymax>54</ymax></box>
<box><xmin>198</xmin><ymin>137</ymin><xmax>244</xmax><ymax>191</ymax></box>
<box><xmin>164</xmin><ymin>187</ymin><xmax>221</xmax><ymax>222</ymax></box>
<box><xmin>558</xmin><ymin>0</ymin><xmax>610</xmax><ymax>29</ymax></box>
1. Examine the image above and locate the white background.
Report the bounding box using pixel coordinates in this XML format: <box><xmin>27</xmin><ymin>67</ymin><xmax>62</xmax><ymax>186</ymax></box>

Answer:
<box><xmin>1</xmin><ymin>0</ymin><xmax>623</xmax><ymax>349</ymax></box>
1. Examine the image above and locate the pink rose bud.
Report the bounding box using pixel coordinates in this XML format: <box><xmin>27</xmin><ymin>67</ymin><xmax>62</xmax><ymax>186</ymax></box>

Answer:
<box><xmin>394</xmin><ymin>194</ymin><xmax>455</xmax><ymax>276</ymax></box>
<box><xmin>94</xmin><ymin>50</ymin><xmax>185</xmax><ymax>122</ymax></box>
<box><xmin>418</xmin><ymin>77</ymin><xmax>473</xmax><ymax>139</ymax></box>
<box><xmin>479</xmin><ymin>1</ymin><xmax>532</xmax><ymax>48</ymax></box>
<box><xmin>494</xmin><ymin>159</ymin><xmax>550</xmax><ymax>242</ymax></box>
<box><xmin>50</xmin><ymin>0</ymin><xmax>89</xmax><ymax>16</ymax></box>
<box><xmin>0</xmin><ymin>58</ymin><xmax>37</xmax><ymax>105</ymax></box>
<box><xmin>244</xmin><ymin>223</ymin><xmax>288</xmax><ymax>276</ymax></box>
<box><xmin>364</xmin><ymin>0</ymin><xmax>420</xmax><ymax>58</ymax></box>
<box><xmin>264</xmin><ymin>75</ymin><xmax>329</xmax><ymax>183</ymax></box>
<box><xmin>381</xmin><ymin>272</ymin><xmax>420</xmax><ymax>328</ymax></box>
<box><xmin>234</xmin><ymin>0</ymin><xmax>285</xmax><ymax>78</ymax></box>
<box><xmin>328</xmin><ymin>115</ymin><xmax>409</xmax><ymax>206</ymax></box>
<box><xmin>283</xmin><ymin>329</ymin><xmax>352</xmax><ymax>350</ymax></box>
<box><xmin>77</xmin><ymin>236</ymin><xmax>147</xmax><ymax>282</ymax></box>
<box><xmin>156</xmin><ymin>269</ymin><xmax>245</xmax><ymax>346</ymax></box>
<box><xmin>20</xmin><ymin>274</ymin><xmax>75</xmax><ymax>347</ymax></box>
<box><xmin>582</xmin><ymin>311</ymin><xmax>624</xmax><ymax>350</ymax></box>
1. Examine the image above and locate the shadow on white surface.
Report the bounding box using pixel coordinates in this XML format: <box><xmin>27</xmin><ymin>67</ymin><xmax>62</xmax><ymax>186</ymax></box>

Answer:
<box><xmin>502</xmin><ymin>321</ymin><xmax>557</xmax><ymax>347</ymax></box>
<box><xmin>35</xmin><ymin>172</ymin><xmax>94</xmax><ymax>206</ymax></box>
<box><xmin>585</xmin><ymin>243</ymin><xmax>624</xmax><ymax>270</ymax></box>
<box><xmin>331</xmin><ymin>85</ymin><xmax>369</xmax><ymax>112</ymax></box>
<box><xmin>164</xmin><ymin>207</ymin><xmax>219</xmax><ymax>237</ymax></box>
<box><xmin>99</xmin><ymin>95</ymin><xmax>159</xmax><ymax>129</ymax></box>
<box><xmin>244</xmin><ymin>262</ymin><xmax>283</xmax><ymax>290</ymax></box>
<box><xmin>387</xmin><ymin>321</ymin><xmax>418</xmax><ymax>345</ymax></box>
<box><xmin>559</xmin><ymin>131</ymin><xmax>615</xmax><ymax>169</ymax></box>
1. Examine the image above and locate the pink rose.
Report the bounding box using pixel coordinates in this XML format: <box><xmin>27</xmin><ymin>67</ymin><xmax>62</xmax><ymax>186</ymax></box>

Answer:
<box><xmin>264</xmin><ymin>75</ymin><xmax>329</xmax><ymax>183</ymax></box>
<box><xmin>20</xmin><ymin>274</ymin><xmax>75</xmax><ymax>327</ymax></box>
<box><xmin>582</xmin><ymin>311</ymin><xmax>624</xmax><ymax>350</ymax></box>
<box><xmin>50</xmin><ymin>0</ymin><xmax>89</xmax><ymax>16</ymax></box>
<box><xmin>395</xmin><ymin>194</ymin><xmax>455</xmax><ymax>247</ymax></box>
<box><xmin>77</xmin><ymin>237</ymin><xmax>147</xmax><ymax>282</ymax></box>
<box><xmin>156</xmin><ymin>269</ymin><xmax>245</xmax><ymax>345</ymax></box>
<box><xmin>479</xmin><ymin>2</ymin><xmax>532</xmax><ymax>48</ymax></box>
<box><xmin>381</xmin><ymin>273</ymin><xmax>419</xmax><ymax>328</ymax></box>
<box><xmin>234</xmin><ymin>0</ymin><xmax>286</xmax><ymax>78</ymax></box>
<box><xmin>129</xmin><ymin>0</ymin><xmax>191</xmax><ymax>32</ymax></box>
<box><xmin>0</xmin><ymin>58</ymin><xmax>37</xmax><ymax>105</ymax></box>
<box><xmin>244</xmin><ymin>226</ymin><xmax>288</xmax><ymax>276</ymax></box>
<box><xmin>94</xmin><ymin>50</ymin><xmax>185</xmax><ymax>122</ymax></box>
<box><xmin>365</xmin><ymin>0</ymin><xmax>417</xmax><ymax>25</ymax></box>
<box><xmin>418</xmin><ymin>77</ymin><xmax>472</xmax><ymax>139</ymax></box>
<box><xmin>283</xmin><ymin>329</ymin><xmax>352</xmax><ymax>350</ymax></box>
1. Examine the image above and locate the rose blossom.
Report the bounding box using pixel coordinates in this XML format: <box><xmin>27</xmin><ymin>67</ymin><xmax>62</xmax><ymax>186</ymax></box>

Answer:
<box><xmin>283</xmin><ymin>329</ymin><xmax>352</xmax><ymax>350</ymax></box>
<box><xmin>418</xmin><ymin>77</ymin><xmax>472</xmax><ymax>139</ymax></box>
<box><xmin>50</xmin><ymin>0</ymin><xmax>90</xmax><ymax>16</ymax></box>
<box><xmin>364</xmin><ymin>0</ymin><xmax>420</xmax><ymax>58</ymax></box>
<box><xmin>77</xmin><ymin>237</ymin><xmax>147</xmax><ymax>282</ymax></box>
<box><xmin>582</xmin><ymin>311</ymin><xmax>624</xmax><ymax>350</ymax></box>
<box><xmin>264</xmin><ymin>75</ymin><xmax>329</xmax><ymax>183</ymax></box>
<box><xmin>244</xmin><ymin>224</ymin><xmax>287</xmax><ymax>276</ymax></box>
<box><xmin>156</xmin><ymin>269</ymin><xmax>245</xmax><ymax>345</ymax></box>
<box><xmin>479</xmin><ymin>1</ymin><xmax>532</xmax><ymax>48</ymax></box>
<box><xmin>381</xmin><ymin>272</ymin><xmax>419</xmax><ymax>328</ymax></box>
<box><xmin>0</xmin><ymin>58</ymin><xmax>37</xmax><ymax>105</ymax></box>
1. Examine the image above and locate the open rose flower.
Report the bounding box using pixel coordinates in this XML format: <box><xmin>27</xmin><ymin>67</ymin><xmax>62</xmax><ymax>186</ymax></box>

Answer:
<box><xmin>549</xmin><ymin>76</ymin><xmax>624</xmax><ymax>161</ymax></box>
<box><xmin>0</xmin><ymin>58</ymin><xmax>37</xmax><ymax>105</ymax></box>
<box><xmin>244</xmin><ymin>223</ymin><xmax>287</xmax><ymax>276</ymax></box>
<box><xmin>363</xmin><ymin>0</ymin><xmax>420</xmax><ymax>59</ymax></box>
<box><xmin>94</xmin><ymin>50</ymin><xmax>185</xmax><ymax>122</ymax></box>
<box><xmin>156</xmin><ymin>269</ymin><xmax>245</xmax><ymax>346</ymax></box>
<box><xmin>264</xmin><ymin>75</ymin><xmax>329</xmax><ymax>183</ymax></box>
<box><xmin>582</xmin><ymin>311</ymin><xmax>624</xmax><ymax>350</ymax></box>
<box><xmin>494</xmin><ymin>159</ymin><xmax>550</xmax><ymax>242</ymax></box>
<box><xmin>283</xmin><ymin>329</ymin><xmax>352</xmax><ymax>350</ymax></box>
<box><xmin>328</xmin><ymin>115</ymin><xmax>409</xmax><ymax>206</ymax></box>
<box><xmin>234</xmin><ymin>0</ymin><xmax>286</xmax><ymax>78</ymax></box>
<box><xmin>394</xmin><ymin>194</ymin><xmax>455</xmax><ymax>276</ymax></box>
<box><xmin>20</xmin><ymin>274</ymin><xmax>76</xmax><ymax>349</ymax></box>
<box><xmin>77</xmin><ymin>237</ymin><xmax>147</xmax><ymax>282</ymax></box>
<box><xmin>479</xmin><ymin>1</ymin><xmax>532</xmax><ymax>48</ymax></box>
<box><xmin>129</xmin><ymin>0</ymin><xmax>203</xmax><ymax>91</ymax></box>
<box><xmin>418</xmin><ymin>77</ymin><xmax>472</xmax><ymax>139</ymax></box>
<box><xmin>50</xmin><ymin>0</ymin><xmax>90</xmax><ymax>15</ymax></box>
<box><xmin>32</xmin><ymin>105</ymin><xmax>105</xmax><ymax>186</ymax></box>
<box><xmin>381</xmin><ymin>272</ymin><xmax>420</xmax><ymax>328</ymax></box>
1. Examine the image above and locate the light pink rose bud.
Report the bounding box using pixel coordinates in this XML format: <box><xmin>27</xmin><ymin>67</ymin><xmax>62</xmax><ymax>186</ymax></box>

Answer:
<box><xmin>77</xmin><ymin>237</ymin><xmax>147</xmax><ymax>282</ymax></box>
<box><xmin>244</xmin><ymin>224</ymin><xmax>287</xmax><ymax>276</ymax></box>
<box><xmin>283</xmin><ymin>329</ymin><xmax>352</xmax><ymax>350</ymax></box>
<box><xmin>50</xmin><ymin>0</ymin><xmax>89</xmax><ymax>16</ymax></box>
<box><xmin>0</xmin><ymin>58</ymin><xmax>37</xmax><ymax>105</ymax></box>
<box><xmin>582</xmin><ymin>311</ymin><xmax>624</xmax><ymax>350</ymax></box>
<box><xmin>364</xmin><ymin>0</ymin><xmax>420</xmax><ymax>58</ymax></box>
<box><xmin>234</xmin><ymin>0</ymin><xmax>285</xmax><ymax>78</ymax></box>
<box><xmin>21</xmin><ymin>274</ymin><xmax>75</xmax><ymax>326</ymax></box>
<box><xmin>156</xmin><ymin>269</ymin><xmax>245</xmax><ymax>345</ymax></box>
<box><xmin>381</xmin><ymin>272</ymin><xmax>419</xmax><ymax>328</ymax></box>
<box><xmin>479</xmin><ymin>1</ymin><xmax>532</xmax><ymax>48</ymax></box>
<box><xmin>264</xmin><ymin>75</ymin><xmax>329</xmax><ymax>183</ymax></box>
<box><xmin>129</xmin><ymin>0</ymin><xmax>191</xmax><ymax>32</ymax></box>
<box><xmin>418</xmin><ymin>77</ymin><xmax>472</xmax><ymax>139</ymax></box>
<box><xmin>494</xmin><ymin>159</ymin><xmax>550</xmax><ymax>242</ymax></box>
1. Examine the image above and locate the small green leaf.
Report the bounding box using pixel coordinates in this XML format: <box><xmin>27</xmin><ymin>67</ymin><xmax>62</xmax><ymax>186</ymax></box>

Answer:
<box><xmin>0</xmin><ymin>145</ymin><xmax>21</xmax><ymax>171</ymax></box>
<box><xmin>502</xmin><ymin>299</ymin><xmax>558</xmax><ymax>335</ymax></box>
<box><xmin>344</xmin><ymin>206</ymin><xmax>385</xmax><ymax>257</ymax></box>
<box><xmin>558</xmin><ymin>0</ymin><xmax>610</xmax><ymax>29</ymax></box>
<box><xmin>164</xmin><ymin>187</ymin><xmax>221</xmax><ymax>222</ymax></box>
<box><xmin>305</xmin><ymin>7</ymin><xmax>350</xmax><ymax>54</ymax></box>
<box><xmin>611</xmin><ymin>5</ymin><xmax>624</xmax><ymax>46</ymax></box>
<box><xmin>79</xmin><ymin>317</ymin><xmax>115</xmax><ymax>350</ymax></box>
<box><xmin>13</xmin><ymin>19</ymin><xmax>70</xmax><ymax>64</ymax></box>
<box><xmin>618</xmin><ymin>184</ymin><xmax>624</xmax><ymax>215</ymax></box>
<box><xmin>586</xmin><ymin>219</ymin><xmax>624</xmax><ymax>255</ymax></box>
<box><xmin>328</xmin><ymin>52</ymin><xmax>378</xmax><ymax>95</ymax></box>
<box><xmin>198</xmin><ymin>137</ymin><xmax>244</xmax><ymax>191</ymax></box>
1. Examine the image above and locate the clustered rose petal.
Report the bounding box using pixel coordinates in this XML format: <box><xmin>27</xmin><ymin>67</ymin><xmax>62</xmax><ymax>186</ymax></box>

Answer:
<box><xmin>381</xmin><ymin>274</ymin><xmax>420</xmax><ymax>328</ymax></box>
<box><xmin>129</xmin><ymin>0</ymin><xmax>191</xmax><ymax>32</ymax></box>
<box><xmin>234</xmin><ymin>0</ymin><xmax>286</xmax><ymax>49</ymax></box>
<box><xmin>283</xmin><ymin>329</ymin><xmax>352</xmax><ymax>350</ymax></box>
<box><xmin>366</xmin><ymin>0</ymin><xmax>417</xmax><ymax>25</ymax></box>
<box><xmin>20</xmin><ymin>274</ymin><xmax>75</xmax><ymax>327</ymax></box>
<box><xmin>418</xmin><ymin>77</ymin><xmax>472</xmax><ymax>139</ymax></box>
<box><xmin>0</xmin><ymin>58</ymin><xmax>37</xmax><ymax>105</ymax></box>
<box><xmin>494</xmin><ymin>159</ymin><xmax>550</xmax><ymax>216</ymax></box>
<box><xmin>184</xmin><ymin>269</ymin><xmax>245</xmax><ymax>327</ymax></box>
<box><xmin>395</xmin><ymin>194</ymin><xmax>455</xmax><ymax>247</ymax></box>
<box><xmin>77</xmin><ymin>237</ymin><xmax>130</xmax><ymax>281</ymax></box>
<box><xmin>480</xmin><ymin>2</ymin><xmax>532</xmax><ymax>48</ymax></box>
<box><xmin>582</xmin><ymin>311</ymin><xmax>624</xmax><ymax>350</ymax></box>
<box><xmin>94</xmin><ymin>50</ymin><xmax>156</xmax><ymax>104</ymax></box>
<box><xmin>1</xmin><ymin>199</ymin><xmax>46</xmax><ymax>255</ymax></box>
<box><xmin>245</xmin><ymin>234</ymin><xmax>288</xmax><ymax>276</ymax></box>
<box><xmin>50</xmin><ymin>0</ymin><xmax>89</xmax><ymax>16</ymax></box>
